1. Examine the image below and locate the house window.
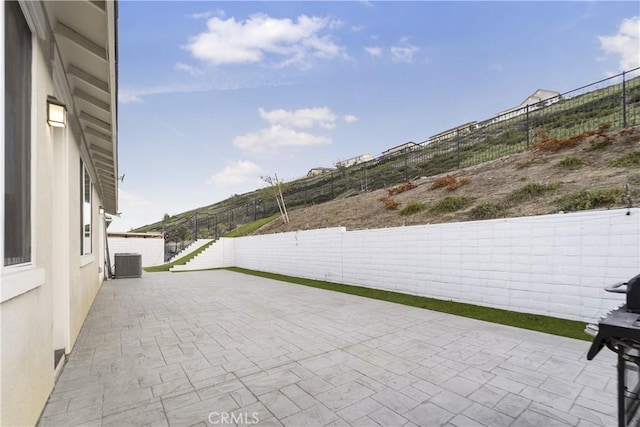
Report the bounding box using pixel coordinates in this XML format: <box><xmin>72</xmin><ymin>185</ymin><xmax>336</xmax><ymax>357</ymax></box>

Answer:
<box><xmin>4</xmin><ymin>1</ymin><xmax>32</xmax><ymax>267</ymax></box>
<box><xmin>81</xmin><ymin>161</ymin><xmax>92</xmax><ymax>255</ymax></box>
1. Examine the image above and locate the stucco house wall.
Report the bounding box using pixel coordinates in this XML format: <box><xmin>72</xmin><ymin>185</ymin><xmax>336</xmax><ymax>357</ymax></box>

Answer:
<box><xmin>0</xmin><ymin>2</ymin><xmax>118</xmax><ymax>425</ymax></box>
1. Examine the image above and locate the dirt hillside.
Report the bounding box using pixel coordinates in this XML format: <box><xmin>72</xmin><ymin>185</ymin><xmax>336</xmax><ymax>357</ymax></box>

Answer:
<box><xmin>253</xmin><ymin>127</ymin><xmax>640</xmax><ymax>235</ymax></box>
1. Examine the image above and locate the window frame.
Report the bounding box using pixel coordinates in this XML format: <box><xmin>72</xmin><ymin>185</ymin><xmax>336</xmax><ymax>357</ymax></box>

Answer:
<box><xmin>3</xmin><ymin>0</ymin><xmax>34</xmax><ymax>269</ymax></box>
<box><xmin>1</xmin><ymin>1</ymin><xmax>45</xmax><ymax>303</ymax></box>
<box><xmin>80</xmin><ymin>160</ymin><xmax>92</xmax><ymax>256</ymax></box>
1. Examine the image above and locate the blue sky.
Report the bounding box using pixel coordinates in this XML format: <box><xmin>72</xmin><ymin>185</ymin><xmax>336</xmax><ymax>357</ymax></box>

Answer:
<box><xmin>110</xmin><ymin>1</ymin><xmax>640</xmax><ymax>232</ymax></box>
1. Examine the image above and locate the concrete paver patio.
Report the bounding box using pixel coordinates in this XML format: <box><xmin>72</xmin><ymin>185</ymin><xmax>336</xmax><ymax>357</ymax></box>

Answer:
<box><xmin>38</xmin><ymin>270</ymin><xmax>619</xmax><ymax>426</ymax></box>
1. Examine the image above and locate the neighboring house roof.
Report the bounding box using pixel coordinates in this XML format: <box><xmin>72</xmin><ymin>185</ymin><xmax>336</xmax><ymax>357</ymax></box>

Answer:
<box><xmin>498</xmin><ymin>88</ymin><xmax>561</xmax><ymax>116</ymax></box>
<box><xmin>382</xmin><ymin>141</ymin><xmax>420</xmax><ymax>155</ymax></box>
<box><xmin>339</xmin><ymin>154</ymin><xmax>372</xmax><ymax>162</ymax></box>
<box><xmin>335</xmin><ymin>153</ymin><xmax>373</xmax><ymax>167</ymax></box>
<box><xmin>308</xmin><ymin>167</ymin><xmax>336</xmax><ymax>172</ymax></box>
<box><xmin>307</xmin><ymin>167</ymin><xmax>336</xmax><ymax>176</ymax></box>
<box><xmin>516</xmin><ymin>89</ymin><xmax>561</xmax><ymax>108</ymax></box>
<box><xmin>429</xmin><ymin>121</ymin><xmax>478</xmax><ymax>141</ymax></box>
<box><xmin>44</xmin><ymin>1</ymin><xmax>119</xmax><ymax>214</ymax></box>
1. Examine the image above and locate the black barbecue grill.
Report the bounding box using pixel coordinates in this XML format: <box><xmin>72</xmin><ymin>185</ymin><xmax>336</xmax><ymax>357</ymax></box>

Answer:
<box><xmin>587</xmin><ymin>274</ymin><xmax>640</xmax><ymax>427</ymax></box>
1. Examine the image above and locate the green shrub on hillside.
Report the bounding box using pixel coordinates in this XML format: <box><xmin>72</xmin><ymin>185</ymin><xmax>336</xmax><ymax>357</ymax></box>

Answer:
<box><xmin>610</xmin><ymin>151</ymin><xmax>640</xmax><ymax>168</ymax></box>
<box><xmin>399</xmin><ymin>202</ymin><xmax>427</xmax><ymax>216</ymax></box>
<box><xmin>430</xmin><ymin>196</ymin><xmax>473</xmax><ymax>214</ymax></box>
<box><xmin>506</xmin><ymin>182</ymin><xmax>560</xmax><ymax>204</ymax></box>
<box><xmin>557</xmin><ymin>156</ymin><xmax>583</xmax><ymax>170</ymax></box>
<box><xmin>469</xmin><ymin>202</ymin><xmax>508</xmax><ymax>220</ymax></box>
<box><xmin>556</xmin><ymin>188</ymin><xmax>625</xmax><ymax>212</ymax></box>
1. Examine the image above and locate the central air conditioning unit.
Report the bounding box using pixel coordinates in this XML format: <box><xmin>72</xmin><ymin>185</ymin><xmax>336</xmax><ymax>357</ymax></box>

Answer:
<box><xmin>114</xmin><ymin>253</ymin><xmax>142</xmax><ymax>279</ymax></box>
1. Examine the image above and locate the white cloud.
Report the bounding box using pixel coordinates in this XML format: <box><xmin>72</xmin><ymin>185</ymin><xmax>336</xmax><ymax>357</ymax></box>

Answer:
<box><xmin>188</xmin><ymin>10</ymin><xmax>225</xmax><ymax>20</ymax></box>
<box><xmin>364</xmin><ymin>46</ymin><xmax>382</xmax><ymax>57</ymax></box>
<box><xmin>599</xmin><ymin>16</ymin><xmax>640</xmax><ymax>72</ymax></box>
<box><xmin>119</xmin><ymin>90</ymin><xmax>142</xmax><ymax>103</ymax></box>
<box><xmin>301</xmin><ymin>35</ymin><xmax>342</xmax><ymax>61</ymax></box>
<box><xmin>118</xmin><ymin>84</ymin><xmax>209</xmax><ymax>103</ymax></box>
<box><xmin>258</xmin><ymin>107</ymin><xmax>337</xmax><ymax>129</ymax></box>
<box><xmin>206</xmin><ymin>160</ymin><xmax>262</xmax><ymax>187</ymax></box>
<box><xmin>327</xmin><ymin>19</ymin><xmax>344</xmax><ymax>31</ymax></box>
<box><xmin>108</xmin><ymin>188</ymin><xmax>154</xmax><ymax>232</ymax></box>
<box><xmin>391</xmin><ymin>45</ymin><xmax>419</xmax><ymax>63</ymax></box>
<box><xmin>185</xmin><ymin>13</ymin><xmax>345</xmax><ymax>68</ymax></box>
<box><xmin>175</xmin><ymin>62</ymin><xmax>204</xmax><ymax>76</ymax></box>
<box><xmin>351</xmin><ymin>25</ymin><xmax>365</xmax><ymax>32</ymax></box>
<box><xmin>119</xmin><ymin>188</ymin><xmax>152</xmax><ymax>208</ymax></box>
<box><xmin>233</xmin><ymin>125</ymin><xmax>331</xmax><ymax>155</ymax></box>
<box><xmin>115</xmin><ymin>75</ymin><xmax>293</xmax><ymax>103</ymax></box>
<box><xmin>151</xmin><ymin>117</ymin><xmax>190</xmax><ymax>140</ymax></box>
<box><xmin>344</xmin><ymin>114</ymin><xmax>358</xmax><ymax>123</ymax></box>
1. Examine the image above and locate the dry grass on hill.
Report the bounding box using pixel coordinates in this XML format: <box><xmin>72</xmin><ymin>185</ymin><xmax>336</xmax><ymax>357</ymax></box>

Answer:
<box><xmin>253</xmin><ymin>127</ymin><xmax>640</xmax><ymax>235</ymax></box>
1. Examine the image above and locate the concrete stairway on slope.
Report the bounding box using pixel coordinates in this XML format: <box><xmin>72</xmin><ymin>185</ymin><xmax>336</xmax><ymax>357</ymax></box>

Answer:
<box><xmin>168</xmin><ymin>238</ymin><xmax>213</xmax><ymax>264</ymax></box>
<box><xmin>170</xmin><ymin>239</ymin><xmax>225</xmax><ymax>272</ymax></box>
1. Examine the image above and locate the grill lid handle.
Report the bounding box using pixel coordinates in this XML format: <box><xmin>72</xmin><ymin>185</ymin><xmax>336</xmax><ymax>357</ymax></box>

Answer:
<box><xmin>605</xmin><ymin>281</ymin><xmax>628</xmax><ymax>293</ymax></box>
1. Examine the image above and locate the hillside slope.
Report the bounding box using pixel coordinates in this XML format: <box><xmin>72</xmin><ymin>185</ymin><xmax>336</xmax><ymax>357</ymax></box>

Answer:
<box><xmin>252</xmin><ymin>127</ymin><xmax>640</xmax><ymax>235</ymax></box>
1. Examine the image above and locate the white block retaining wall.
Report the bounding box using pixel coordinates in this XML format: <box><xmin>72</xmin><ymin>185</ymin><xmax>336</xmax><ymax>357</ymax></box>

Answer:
<box><xmin>108</xmin><ymin>236</ymin><xmax>165</xmax><ymax>267</ymax></box>
<box><xmin>195</xmin><ymin>208</ymin><xmax>640</xmax><ymax>322</ymax></box>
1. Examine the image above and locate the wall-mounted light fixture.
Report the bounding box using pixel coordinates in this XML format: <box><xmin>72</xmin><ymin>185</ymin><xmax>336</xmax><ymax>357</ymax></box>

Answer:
<box><xmin>47</xmin><ymin>97</ymin><xmax>67</xmax><ymax>128</ymax></box>
<box><xmin>98</xmin><ymin>206</ymin><xmax>105</xmax><ymax>215</ymax></box>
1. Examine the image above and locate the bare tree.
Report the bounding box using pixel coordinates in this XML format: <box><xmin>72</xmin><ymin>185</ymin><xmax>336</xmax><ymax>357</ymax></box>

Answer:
<box><xmin>261</xmin><ymin>174</ymin><xmax>290</xmax><ymax>224</ymax></box>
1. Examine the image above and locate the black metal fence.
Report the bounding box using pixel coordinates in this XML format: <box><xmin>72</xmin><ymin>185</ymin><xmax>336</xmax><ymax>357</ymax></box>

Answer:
<box><xmin>377</xmin><ymin>69</ymin><xmax>638</xmax><ymax>180</ymax></box>
<box><xmin>164</xmin><ymin>68</ymin><xmax>640</xmax><ymax>246</ymax></box>
<box><xmin>162</xmin><ymin>199</ymin><xmax>269</xmax><ymax>252</ymax></box>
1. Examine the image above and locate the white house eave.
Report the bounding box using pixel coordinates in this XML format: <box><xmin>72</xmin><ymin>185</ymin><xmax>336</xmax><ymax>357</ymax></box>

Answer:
<box><xmin>46</xmin><ymin>0</ymin><xmax>118</xmax><ymax>214</ymax></box>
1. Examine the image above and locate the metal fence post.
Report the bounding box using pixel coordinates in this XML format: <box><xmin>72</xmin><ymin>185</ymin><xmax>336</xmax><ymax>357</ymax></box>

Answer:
<box><xmin>526</xmin><ymin>105</ymin><xmax>530</xmax><ymax>148</ymax></box>
<box><xmin>404</xmin><ymin>146</ymin><xmax>408</xmax><ymax>180</ymax></box>
<box><xmin>331</xmin><ymin>173</ymin><xmax>334</xmax><ymax>198</ymax></box>
<box><xmin>194</xmin><ymin>212</ymin><xmax>198</xmax><ymax>240</ymax></box>
<box><xmin>365</xmin><ymin>167</ymin><xmax>368</xmax><ymax>192</ymax></box>
<box><xmin>456</xmin><ymin>130</ymin><xmax>460</xmax><ymax>169</ymax></box>
<box><xmin>622</xmin><ymin>70</ymin><xmax>627</xmax><ymax>128</ymax></box>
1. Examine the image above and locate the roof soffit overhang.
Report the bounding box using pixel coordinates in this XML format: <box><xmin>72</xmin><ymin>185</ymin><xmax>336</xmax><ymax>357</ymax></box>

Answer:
<box><xmin>44</xmin><ymin>0</ymin><xmax>119</xmax><ymax>214</ymax></box>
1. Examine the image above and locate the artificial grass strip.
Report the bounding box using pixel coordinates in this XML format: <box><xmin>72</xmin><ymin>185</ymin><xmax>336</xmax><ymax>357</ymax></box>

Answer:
<box><xmin>143</xmin><ymin>265</ymin><xmax>171</xmax><ymax>272</ymax></box>
<box><xmin>226</xmin><ymin>267</ymin><xmax>591</xmax><ymax>341</ymax></box>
